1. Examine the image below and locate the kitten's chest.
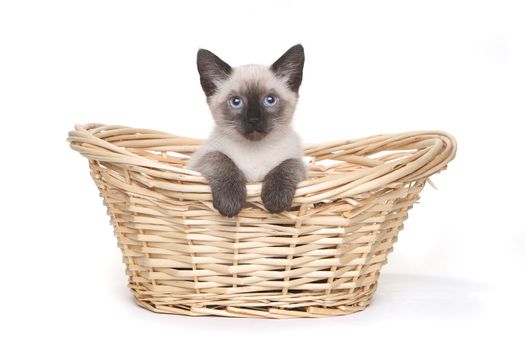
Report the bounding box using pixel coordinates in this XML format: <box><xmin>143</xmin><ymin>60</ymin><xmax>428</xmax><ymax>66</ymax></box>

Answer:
<box><xmin>221</xmin><ymin>134</ymin><xmax>302</xmax><ymax>183</ymax></box>
<box><xmin>228</xmin><ymin>144</ymin><xmax>284</xmax><ymax>182</ymax></box>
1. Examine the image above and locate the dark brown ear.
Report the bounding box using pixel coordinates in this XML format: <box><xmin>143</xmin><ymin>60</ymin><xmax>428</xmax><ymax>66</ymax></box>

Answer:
<box><xmin>270</xmin><ymin>44</ymin><xmax>305</xmax><ymax>93</ymax></box>
<box><xmin>197</xmin><ymin>49</ymin><xmax>232</xmax><ymax>97</ymax></box>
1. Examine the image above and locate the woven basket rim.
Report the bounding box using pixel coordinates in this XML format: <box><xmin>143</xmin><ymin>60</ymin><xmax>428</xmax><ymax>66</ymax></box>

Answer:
<box><xmin>68</xmin><ymin>123</ymin><xmax>457</xmax><ymax>203</ymax></box>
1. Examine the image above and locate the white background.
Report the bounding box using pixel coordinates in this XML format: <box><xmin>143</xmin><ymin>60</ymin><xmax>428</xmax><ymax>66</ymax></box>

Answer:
<box><xmin>1</xmin><ymin>0</ymin><xmax>524</xmax><ymax>349</ymax></box>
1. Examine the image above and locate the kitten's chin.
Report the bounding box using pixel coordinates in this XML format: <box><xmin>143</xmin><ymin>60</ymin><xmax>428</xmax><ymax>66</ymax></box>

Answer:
<box><xmin>243</xmin><ymin>131</ymin><xmax>267</xmax><ymax>141</ymax></box>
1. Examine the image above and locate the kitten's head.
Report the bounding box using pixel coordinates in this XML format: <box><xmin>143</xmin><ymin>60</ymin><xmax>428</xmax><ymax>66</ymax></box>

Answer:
<box><xmin>197</xmin><ymin>44</ymin><xmax>304</xmax><ymax>141</ymax></box>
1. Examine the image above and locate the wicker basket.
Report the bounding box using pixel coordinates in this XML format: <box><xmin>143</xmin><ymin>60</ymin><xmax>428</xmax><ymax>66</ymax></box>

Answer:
<box><xmin>68</xmin><ymin>123</ymin><xmax>456</xmax><ymax>318</ymax></box>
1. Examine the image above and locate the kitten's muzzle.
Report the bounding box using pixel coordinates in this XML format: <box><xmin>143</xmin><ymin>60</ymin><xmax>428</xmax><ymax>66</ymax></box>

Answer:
<box><xmin>245</xmin><ymin>112</ymin><xmax>265</xmax><ymax>132</ymax></box>
<box><xmin>246</xmin><ymin>112</ymin><xmax>262</xmax><ymax>126</ymax></box>
<box><xmin>242</xmin><ymin>117</ymin><xmax>267</xmax><ymax>140</ymax></box>
<box><xmin>240</xmin><ymin>107</ymin><xmax>268</xmax><ymax>139</ymax></box>
<box><xmin>244</xmin><ymin>123</ymin><xmax>265</xmax><ymax>133</ymax></box>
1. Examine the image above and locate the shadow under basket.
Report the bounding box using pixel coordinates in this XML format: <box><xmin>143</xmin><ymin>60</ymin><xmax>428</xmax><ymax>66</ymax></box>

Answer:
<box><xmin>68</xmin><ymin>124</ymin><xmax>456</xmax><ymax>318</ymax></box>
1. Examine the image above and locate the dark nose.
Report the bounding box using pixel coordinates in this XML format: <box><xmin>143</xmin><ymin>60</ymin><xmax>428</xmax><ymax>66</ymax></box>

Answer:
<box><xmin>247</xmin><ymin>115</ymin><xmax>260</xmax><ymax>125</ymax></box>
<box><xmin>245</xmin><ymin>99</ymin><xmax>263</xmax><ymax>128</ymax></box>
<box><xmin>246</xmin><ymin>111</ymin><xmax>261</xmax><ymax>125</ymax></box>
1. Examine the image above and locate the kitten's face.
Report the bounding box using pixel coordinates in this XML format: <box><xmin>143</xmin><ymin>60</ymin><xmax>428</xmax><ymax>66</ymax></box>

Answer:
<box><xmin>197</xmin><ymin>45</ymin><xmax>305</xmax><ymax>141</ymax></box>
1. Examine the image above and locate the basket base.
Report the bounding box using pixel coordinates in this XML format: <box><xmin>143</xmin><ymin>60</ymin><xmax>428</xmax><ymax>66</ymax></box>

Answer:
<box><xmin>131</xmin><ymin>283</ymin><xmax>377</xmax><ymax>319</ymax></box>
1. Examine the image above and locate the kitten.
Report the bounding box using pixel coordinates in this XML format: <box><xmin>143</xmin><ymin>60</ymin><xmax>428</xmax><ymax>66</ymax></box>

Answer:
<box><xmin>187</xmin><ymin>44</ymin><xmax>307</xmax><ymax>217</ymax></box>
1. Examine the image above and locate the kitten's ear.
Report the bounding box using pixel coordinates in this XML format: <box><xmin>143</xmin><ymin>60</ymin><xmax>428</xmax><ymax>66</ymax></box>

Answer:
<box><xmin>197</xmin><ymin>49</ymin><xmax>232</xmax><ymax>97</ymax></box>
<box><xmin>271</xmin><ymin>44</ymin><xmax>305</xmax><ymax>93</ymax></box>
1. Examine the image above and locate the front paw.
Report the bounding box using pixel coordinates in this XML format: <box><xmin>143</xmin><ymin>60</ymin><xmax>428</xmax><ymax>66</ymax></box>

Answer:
<box><xmin>210</xmin><ymin>182</ymin><xmax>247</xmax><ymax>217</ymax></box>
<box><xmin>261</xmin><ymin>179</ymin><xmax>296</xmax><ymax>214</ymax></box>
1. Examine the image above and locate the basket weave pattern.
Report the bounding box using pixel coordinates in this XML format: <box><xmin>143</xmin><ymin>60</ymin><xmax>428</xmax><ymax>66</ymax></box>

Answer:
<box><xmin>68</xmin><ymin>124</ymin><xmax>456</xmax><ymax>318</ymax></box>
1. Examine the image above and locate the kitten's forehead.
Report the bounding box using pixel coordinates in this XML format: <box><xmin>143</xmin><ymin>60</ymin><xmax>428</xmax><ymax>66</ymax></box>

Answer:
<box><xmin>232</xmin><ymin>64</ymin><xmax>277</xmax><ymax>88</ymax></box>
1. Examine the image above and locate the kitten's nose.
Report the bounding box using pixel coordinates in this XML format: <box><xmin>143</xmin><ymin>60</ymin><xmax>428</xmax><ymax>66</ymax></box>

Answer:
<box><xmin>247</xmin><ymin>113</ymin><xmax>261</xmax><ymax>125</ymax></box>
<box><xmin>246</xmin><ymin>101</ymin><xmax>263</xmax><ymax>129</ymax></box>
<box><xmin>247</xmin><ymin>116</ymin><xmax>260</xmax><ymax>125</ymax></box>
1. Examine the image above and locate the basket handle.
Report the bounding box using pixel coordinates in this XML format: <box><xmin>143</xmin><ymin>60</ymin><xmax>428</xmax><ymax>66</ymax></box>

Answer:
<box><xmin>380</xmin><ymin>131</ymin><xmax>457</xmax><ymax>182</ymax></box>
<box><xmin>295</xmin><ymin>131</ymin><xmax>457</xmax><ymax>203</ymax></box>
<box><xmin>67</xmin><ymin>123</ymin><xmax>200</xmax><ymax>175</ymax></box>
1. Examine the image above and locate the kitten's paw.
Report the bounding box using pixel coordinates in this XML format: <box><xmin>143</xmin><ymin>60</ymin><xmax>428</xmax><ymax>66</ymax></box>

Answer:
<box><xmin>261</xmin><ymin>180</ymin><xmax>296</xmax><ymax>214</ymax></box>
<box><xmin>211</xmin><ymin>183</ymin><xmax>247</xmax><ymax>217</ymax></box>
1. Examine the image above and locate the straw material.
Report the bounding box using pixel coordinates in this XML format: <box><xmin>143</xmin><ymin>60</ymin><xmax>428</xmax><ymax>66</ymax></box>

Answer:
<box><xmin>68</xmin><ymin>123</ymin><xmax>456</xmax><ymax>318</ymax></box>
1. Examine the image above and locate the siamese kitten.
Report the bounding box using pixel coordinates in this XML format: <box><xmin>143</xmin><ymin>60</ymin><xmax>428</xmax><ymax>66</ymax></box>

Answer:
<box><xmin>188</xmin><ymin>44</ymin><xmax>307</xmax><ymax>217</ymax></box>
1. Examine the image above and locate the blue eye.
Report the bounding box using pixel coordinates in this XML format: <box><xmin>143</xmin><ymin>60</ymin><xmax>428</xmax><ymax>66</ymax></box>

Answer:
<box><xmin>263</xmin><ymin>95</ymin><xmax>278</xmax><ymax>107</ymax></box>
<box><xmin>229</xmin><ymin>96</ymin><xmax>244</xmax><ymax>108</ymax></box>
